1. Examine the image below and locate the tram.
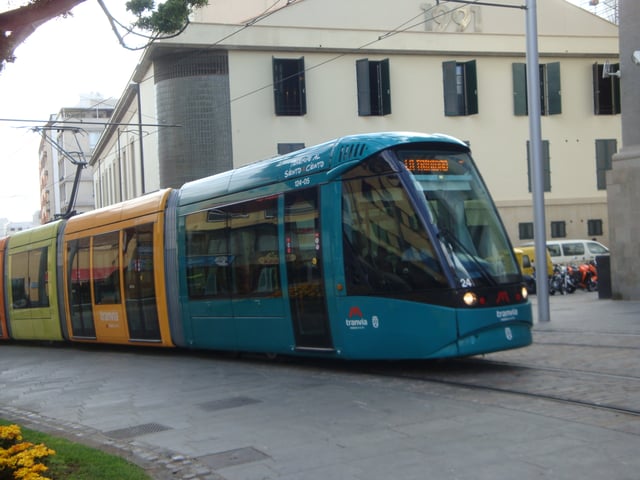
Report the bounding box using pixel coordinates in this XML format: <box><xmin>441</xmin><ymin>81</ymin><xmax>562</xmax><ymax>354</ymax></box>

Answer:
<box><xmin>0</xmin><ymin>132</ymin><xmax>532</xmax><ymax>359</ymax></box>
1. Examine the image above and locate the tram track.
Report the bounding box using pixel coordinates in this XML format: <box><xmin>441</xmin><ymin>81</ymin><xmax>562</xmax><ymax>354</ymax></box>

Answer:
<box><xmin>365</xmin><ymin>358</ymin><xmax>640</xmax><ymax>418</ymax></box>
<box><xmin>321</xmin><ymin>339</ymin><xmax>639</xmax><ymax>432</ymax></box>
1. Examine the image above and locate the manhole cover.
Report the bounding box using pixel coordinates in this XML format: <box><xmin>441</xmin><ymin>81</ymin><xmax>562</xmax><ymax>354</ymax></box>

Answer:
<box><xmin>199</xmin><ymin>447</ymin><xmax>269</xmax><ymax>469</ymax></box>
<box><xmin>104</xmin><ymin>422</ymin><xmax>171</xmax><ymax>439</ymax></box>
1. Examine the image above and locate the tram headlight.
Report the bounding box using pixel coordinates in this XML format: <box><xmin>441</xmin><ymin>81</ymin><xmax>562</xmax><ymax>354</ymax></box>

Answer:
<box><xmin>462</xmin><ymin>291</ymin><xmax>478</xmax><ymax>306</ymax></box>
<box><xmin>520</xmin><ymin>285</ymin><xmax>529</xmax><ymax>301</ymax></box>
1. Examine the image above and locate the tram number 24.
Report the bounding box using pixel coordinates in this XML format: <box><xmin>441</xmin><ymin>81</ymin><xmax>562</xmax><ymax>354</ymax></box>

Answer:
<box><xmin>459</xmin><ymin>278</ymin><xmax>473</xmax><ymax>288</ymax></box>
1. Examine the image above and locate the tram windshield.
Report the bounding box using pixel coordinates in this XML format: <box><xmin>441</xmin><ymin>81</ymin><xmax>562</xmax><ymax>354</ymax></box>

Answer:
<box><xmin>396</xmin><ymin>146</ymin><xmax>520</xmax><ymax>287</ymax></box>
<box><xmin>341</xmin><ymin>144</ymin><xmax>520</xmax><ymax>300</ymax></box>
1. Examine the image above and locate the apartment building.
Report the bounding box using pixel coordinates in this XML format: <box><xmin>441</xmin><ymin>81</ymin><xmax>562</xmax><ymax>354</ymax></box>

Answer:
<box><xmin>38</xmin><ymin>96</ymin><xmax>115</xmax><ymax>223</ymax></box>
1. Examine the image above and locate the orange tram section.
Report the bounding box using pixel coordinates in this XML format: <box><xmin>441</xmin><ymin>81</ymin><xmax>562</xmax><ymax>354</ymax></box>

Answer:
<box><xmin>0</xmin><ymin>189</ymin><xmax>175</xmax><ymax>347</ymax></box>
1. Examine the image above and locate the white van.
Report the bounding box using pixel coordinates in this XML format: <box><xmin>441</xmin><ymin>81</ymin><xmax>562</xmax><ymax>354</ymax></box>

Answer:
<box><xmin>524</xmin><ymin>240</ymin><xmax>609</xmax><ymax>265</ymax></box>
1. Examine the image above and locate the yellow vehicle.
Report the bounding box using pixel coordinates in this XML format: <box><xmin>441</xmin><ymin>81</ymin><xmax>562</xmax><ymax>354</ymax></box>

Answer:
<box><xmin>514</xmin><ymin>245</ymin><xmax>553</xmax><ymax>294</ymax></box>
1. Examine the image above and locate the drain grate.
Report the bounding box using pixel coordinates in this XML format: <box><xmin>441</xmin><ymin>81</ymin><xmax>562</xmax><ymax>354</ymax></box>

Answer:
<box><xmin>199</xmin><ymin>396</ymin><xmax>260</xmax><ymax>412</ymax></box>
<box><xmin>104</xmin><ymin>422</ymin><xmax>171</xmax><ymax>440</ymax></box>
<box><xmin>199</xmin><ymin>447</ymin><xmax>269</xmax><ymax>470</ymax></box>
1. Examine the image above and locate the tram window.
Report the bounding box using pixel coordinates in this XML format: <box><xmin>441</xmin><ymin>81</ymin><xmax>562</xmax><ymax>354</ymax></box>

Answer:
<box><xmin>342</xmin><ymin>158</ymin><xmax>447</xmax><ymax>297</ymax></box>
<box><xmin>124</xmin><ymin>224</ymin><xmax>161</xmax><ymax>340</ymax></box>
<box><xmin>185</xmin><ymin>197</ymin><xmax>280</xmax><ymax>299</ymax></box>
<box><xmin>10</xmin><ymin>248</ymin><xmax>49</xmax><ymax>309</ymax></box>
<box><xmin>10</xmin><ymin>252</ymin><xmax>29</xmax><ymax>309</ymax></box>
<box><xmin>227</xmin><ymin>199</ymin><xmax>280</xmax><ymax>296</ymax></box>
<box><xmin>123</xmin><ymin>225</ymin><xmax>156</xmax><ymax>300</ymax></box>
<box><xmin>67</xmin><ymin>237</ymin><xmax>95</xmax><ymax>337</ymax></box>
<box><xmin>93</xmin><ymin>232</ymin><xmax>121</xmax><ymax>305</ymax></box>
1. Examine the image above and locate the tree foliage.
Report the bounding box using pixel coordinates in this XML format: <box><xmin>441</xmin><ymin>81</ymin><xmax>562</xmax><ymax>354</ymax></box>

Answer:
<box><xmin>0</xmin><ymin>0</ymin><xmax>209</xmax><ymax>72</ymax></box>
<box><xmin>127</xmin><ymin>0</ymin><xmax>208</xmax><ymax>32</ymax></box>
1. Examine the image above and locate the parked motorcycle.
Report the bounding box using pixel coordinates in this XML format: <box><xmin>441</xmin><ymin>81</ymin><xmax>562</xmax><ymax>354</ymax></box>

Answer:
<box><xmin>548</xmin><ymin>264</ymin><xmax>577</xmax><ymax>295</ymax></box>
<box><xmin>567</xmin><ymin>261</ymin><xmax>598</xmax><ymax>291</ymax></box>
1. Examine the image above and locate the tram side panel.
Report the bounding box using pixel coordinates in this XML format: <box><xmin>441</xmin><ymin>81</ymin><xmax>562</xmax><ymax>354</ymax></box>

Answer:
<box><xmin>61</xmin><ymin>190</ymin><xmax>175</xmax><ymax>347</ymax></box>
<box><xmin>5</xmin><ymin>221</ymin><xmax>67</xmax><ymax>341</ymax></box>
<box><xmin>176</xmin><ymin>189</ymin><xmax>294</xmax><ymax>353</ymax></box>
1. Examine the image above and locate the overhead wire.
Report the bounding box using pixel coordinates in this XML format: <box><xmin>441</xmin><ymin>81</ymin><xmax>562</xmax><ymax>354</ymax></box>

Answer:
<box><xmin>228</xmin><ymin>1</ymin><xmax>477</xmax><ymax>105</ymax></box>
<box><xmin>11</xmin><ymin>1</ymin><xmax>488</xmax><ymax>132</ymax></box>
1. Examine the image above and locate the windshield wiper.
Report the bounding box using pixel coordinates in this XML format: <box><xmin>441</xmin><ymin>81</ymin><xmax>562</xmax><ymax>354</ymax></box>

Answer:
<box><xmin>437</xmin><ymin>229</ymin><xmax>497</xmax><ymax>287</ymax></box>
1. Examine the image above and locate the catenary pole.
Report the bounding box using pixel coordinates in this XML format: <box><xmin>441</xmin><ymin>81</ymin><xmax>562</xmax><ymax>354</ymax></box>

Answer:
<box><xmin>526</xmin><ymin>0</ymin><xmax>550</xmax><ymax>322</ymax></box>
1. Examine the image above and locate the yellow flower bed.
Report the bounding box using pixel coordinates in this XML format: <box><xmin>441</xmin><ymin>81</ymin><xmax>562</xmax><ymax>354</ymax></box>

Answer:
<box><xmin>0</xmin><ymin>425</ymin><xmax>55</xmax><ymax>480</ymax></box>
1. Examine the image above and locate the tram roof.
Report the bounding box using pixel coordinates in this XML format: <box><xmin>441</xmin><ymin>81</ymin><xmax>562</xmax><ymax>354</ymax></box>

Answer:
<box><xmin>178</xmin><ymin>131</ymin><xmax>467</xmax><ymax>207</ymax></box>
<box><xmin>63</xmin><ymin>189</ymin><xmax>173</xmax><ymax>236</ymax></box>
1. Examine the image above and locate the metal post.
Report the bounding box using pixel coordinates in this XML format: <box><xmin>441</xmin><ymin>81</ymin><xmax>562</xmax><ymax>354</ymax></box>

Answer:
<box><xmin>135</xmin><ymin>82</ymin><xmax>146</xmax><ymax>195</ymax></box>
<box><xmin>526</xmin><ymin>0</ymin><xmax>550</xmax><ymax>322</ymax></box>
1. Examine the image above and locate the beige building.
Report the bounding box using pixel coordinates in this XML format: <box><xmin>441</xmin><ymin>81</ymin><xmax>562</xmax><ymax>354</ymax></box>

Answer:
<box><xmin>91</xmin><ymin>0</ymin><xmax>620</xmax><ymax>247</ymax></box>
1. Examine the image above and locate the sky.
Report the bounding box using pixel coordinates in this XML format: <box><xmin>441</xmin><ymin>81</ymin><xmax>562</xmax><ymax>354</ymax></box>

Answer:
<box><xmin>0</xmin><ymin>0</ymin><xmax>601</xmax><ymax>224</ymax></box>
<box><xmin>0</xmin><ymin>0</ymin><xmax>141</xmax><ymax>222</ymax></box>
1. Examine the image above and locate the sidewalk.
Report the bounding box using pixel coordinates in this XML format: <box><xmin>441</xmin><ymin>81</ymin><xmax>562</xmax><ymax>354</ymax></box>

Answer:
<box><xmin>531</xmin><ymin>289</ymin><xmax>640</xmax><ymax>332</ymax></box>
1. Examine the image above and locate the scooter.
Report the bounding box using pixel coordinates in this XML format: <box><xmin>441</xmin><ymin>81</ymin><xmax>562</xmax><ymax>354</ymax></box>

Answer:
<box><xmin>579</xmin><ymin>261</ymin><xmax>598</xmax><ymax>291</ymax></box>
<box><xmin>568</xmin><ymin>261</ymin><xmax>598</xmax><ymax>291</ymax></box>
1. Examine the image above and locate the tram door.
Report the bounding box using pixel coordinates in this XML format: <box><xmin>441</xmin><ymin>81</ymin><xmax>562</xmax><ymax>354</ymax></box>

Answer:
<box><xmin>123</xmin><ymin>224</ymin><xmax>161</xmax><ymax>341</ymax></box>
<box><xmin>284</xmin><ymin>188</ymin><xmax>333</xmax><ymax>350</ymax></box>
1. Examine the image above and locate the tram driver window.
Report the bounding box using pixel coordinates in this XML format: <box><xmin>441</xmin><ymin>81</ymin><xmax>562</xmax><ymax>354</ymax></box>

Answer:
<box><xmin>341</xmin><ymin>157</ymin><xmax>447</xmax><ymax>298</ymax></box>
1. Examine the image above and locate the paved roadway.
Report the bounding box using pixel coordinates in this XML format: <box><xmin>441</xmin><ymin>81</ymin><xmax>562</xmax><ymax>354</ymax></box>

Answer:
<box><xmin>1</xmin><ymin>291</ymin><xmax>639</xmax><ymax>480</ymax></box>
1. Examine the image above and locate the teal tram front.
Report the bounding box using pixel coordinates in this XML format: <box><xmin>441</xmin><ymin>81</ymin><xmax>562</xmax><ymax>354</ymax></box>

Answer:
<box><xmin>170</xmin><ymin>132</ymin><xmax>532</xmax><ymax>359</ymax></box>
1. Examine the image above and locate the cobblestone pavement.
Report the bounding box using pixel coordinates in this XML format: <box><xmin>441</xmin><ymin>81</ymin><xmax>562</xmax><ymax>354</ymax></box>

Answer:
<box><xmin>1</xmin><ymin>291</ymin><xmax>639</xmax><ymax>480</ymax></box>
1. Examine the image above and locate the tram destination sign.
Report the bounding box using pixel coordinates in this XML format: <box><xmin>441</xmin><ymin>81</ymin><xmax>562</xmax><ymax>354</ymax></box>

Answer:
<box><xmin>403</xmin><ymin>158</ymin><xmax>449</xmax><ymax>174</ymax></box>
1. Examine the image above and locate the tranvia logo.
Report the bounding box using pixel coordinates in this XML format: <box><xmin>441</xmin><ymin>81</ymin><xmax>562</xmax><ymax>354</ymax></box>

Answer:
<box><xmin>345</xmin><ymin>307</ymin><xmax>380</xmax><ymax>330</ymax></box>
<box><xmin>496</xmin><ymin>308</ymin><xmax>518</xmax><ymax>322</ymax></box>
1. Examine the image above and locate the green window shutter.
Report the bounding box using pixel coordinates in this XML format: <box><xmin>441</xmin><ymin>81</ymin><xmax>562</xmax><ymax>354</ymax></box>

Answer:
<box><xmin>464</xmin><ymin>60</ymin><xmax>478</xmax><ymax>115</ymax></box>
<box><xmin>379</xmin><ymin>58</ymin><xmax>392</xmax><ymax>116</ymax></box>
<box><xmin>442</xmin><ymin>61</ymin><xmax>459</xmax><ymax>116</ymax></box>
<box><xmin>595</xmin><ymin>139</ymin><xmax>617</xmax><ymax>190</ymax></box>
<box><xmin>546</xmin><ymin>62</ymin><xmax>562</xmax><ymax>115</ymax></box>
<box><xmin>593</xmin><ymin>63</ymin><xmax>603</xmax><ymax>115</ymax></box>
<box><xmin>542</xmin><ymin>139</ymin><xmax>551</xmax><ymax>191</ymax></box>
<box><xmin>356</xmin><ymin>59</ymin><xmax>372</xmax><ymax>116</ymax></box>
<box><xmin>296</xmin><ymin>57</ymin><xmax>307</xmax><ymax>115</ymax></box>
<box><xmin>513</xmin><ymin>63</ymin><xmax>527</xmax><ymax>116</ymax></box>
<box><xmin>273</xmin><ymin>57</ymin><xmax>285</xmax><ymax>115</ymax></box>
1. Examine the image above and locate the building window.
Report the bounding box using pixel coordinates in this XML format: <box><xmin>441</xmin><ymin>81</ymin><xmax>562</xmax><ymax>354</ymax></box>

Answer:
<box><xmin>587</xmin><ymin>219</ymin><xmax>603</xmax><ymax>237</ymax></box>
<box><xmin>593</xmin><ymin>63</ymin><xmax>621</xmax><ymax>115</ymax></box>
<box><xmin>595</xmin><ymin>139</ymin><xmax>617</xmax><ymax>190</ymax></box>
<box><xmin>356</xmin><ymin>58</ymin><xmax>391</xmax><ymax>116</ymax></box>
<box><xmin>550</xmin><ymin>221</ymin><xmax>566</xmax><ymax>238</ymax></box>
<box><xmin>273</xmin><ymin>57</ymin><xmax>306</xmax><ymax>116</ymax></box>
<box><xmin>277</xmin><ymin>143</ymin><xmax>305</xmax><ymax>155</ymax></box>
<box><xmin>512</xmin><ymin>62</ymin><xmax>562</xmax><ymax>116</ymax></box>
<box><xmin>442</xmin><ymin>60</ymin><xmax>478</xmax><ymax>116</ymax></box>
<box><xmin>518</xmin><ymin>222</ymin><xmax>534</xmax><ymax>240</ymax></box>
<box><xmin>526</xmin><ymin>140</ymin><xmax>551</xmax><ymax>192</ymax></box>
